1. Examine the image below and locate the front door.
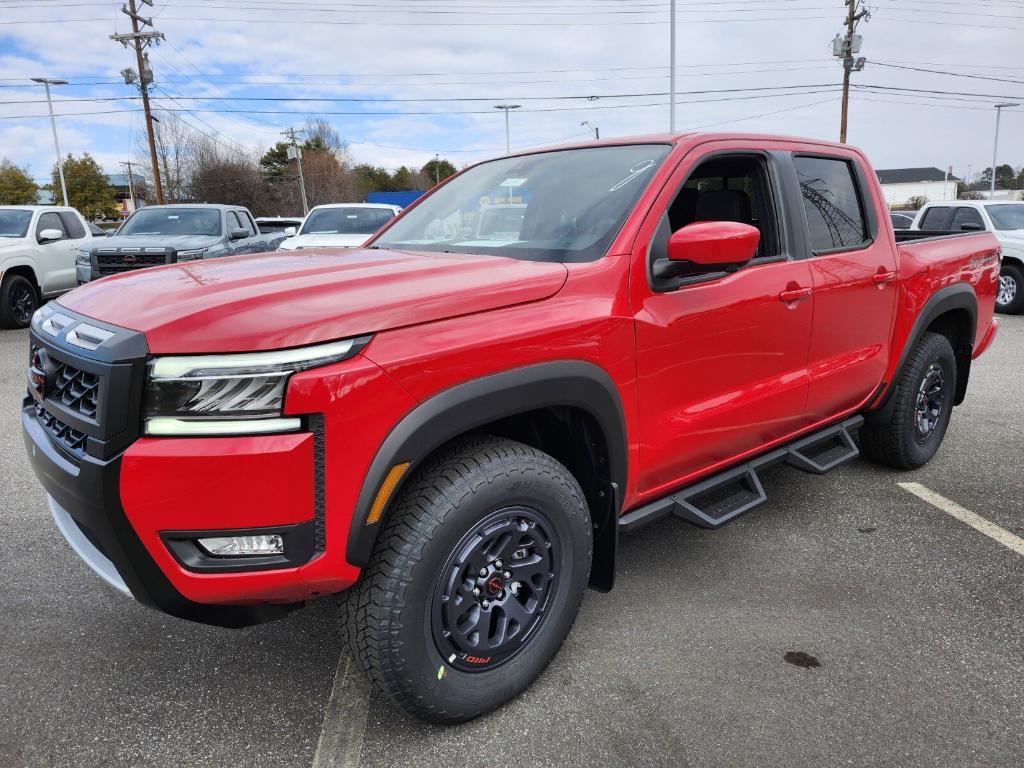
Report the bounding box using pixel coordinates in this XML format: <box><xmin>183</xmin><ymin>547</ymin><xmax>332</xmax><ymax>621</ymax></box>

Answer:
<box><xmin>34</xmin><ymin>211</ymin><xmax>77</xmax><ymax>295</ymax></box>
<box><xmin>630</xmin><ymin>146</ymin><xmax>815</xmax><ymax>497</ymax></box>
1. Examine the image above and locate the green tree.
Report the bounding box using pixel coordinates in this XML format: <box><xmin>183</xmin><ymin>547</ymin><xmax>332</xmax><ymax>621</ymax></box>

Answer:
<box><xmin>421</xmin><ymin>157</ymin><xmax>457</xmax><ymax>187</ymax></box>
<box><xmin>53</xmin><ymin>153</ymin><xmax>118</xmax><ymax>219</ymax></box>
<box><xmin>391</xmin><ymin>165</ymin><xmax>418</xmax><ymax>191</ymax></box>
<box><xmin>979</xmin><ymin>164</ymin><xmax>1017</xmax><ymax>189</ymax></box>
<box><xmin>0</xmin><ymin>158</ymin><xmax>39</xmax><ymax>204</ymax></box>
<box><xmin>353</xmin><ymin>164</ymin><xmax>395</xmax><ymax>197</ymax></box>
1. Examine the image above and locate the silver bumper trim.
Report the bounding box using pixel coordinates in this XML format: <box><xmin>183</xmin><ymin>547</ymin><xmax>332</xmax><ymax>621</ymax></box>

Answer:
<box><xmin>48</xmin><ymin>494</ymin><xmax>131</xmax><ymax>596</ymax></box>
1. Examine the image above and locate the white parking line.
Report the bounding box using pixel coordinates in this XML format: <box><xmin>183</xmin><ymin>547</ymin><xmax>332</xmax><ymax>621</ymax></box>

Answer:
<box><xmin>898</xmin><ymin>482</ymin><xmax>1024</xmax><ymax>557</ymax></box>
<box><xmin>312</xmin><ymin>654</ymin><xmax>369</xmax><ymax>768</ymax></box>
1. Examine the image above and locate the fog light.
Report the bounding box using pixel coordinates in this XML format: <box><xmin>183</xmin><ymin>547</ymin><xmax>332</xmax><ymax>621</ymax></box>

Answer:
<box><xmin>197</xmin><ymin>534</ymin><xmax>284</xmax><ymax>557</ymax></box>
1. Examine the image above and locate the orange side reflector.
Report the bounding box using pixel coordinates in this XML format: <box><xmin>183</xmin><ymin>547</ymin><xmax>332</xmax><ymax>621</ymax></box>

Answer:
<box><xmin>366</xmin><ymin>462</ymin><xmax>410</xmax><ymax>524</ymax></box>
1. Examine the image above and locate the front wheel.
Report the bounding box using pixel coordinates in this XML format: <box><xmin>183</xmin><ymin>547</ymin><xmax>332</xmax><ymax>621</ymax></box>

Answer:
<box><xmin>340</xmin><ymin>436</ymin><xmax>592</xmax><ymax>723</ymax></box>
<box><xmin>996</xmin><ymin>263</ymin><xmax>1023</xmax><ymax>315</ymax></box>
<box><xmin>860</xmin><ymin>332</ymin><xmax>956</xmax><ymax>470</ymax></box>
<box><xmin>0</xmin><ymin>273</ymin><xmax>38</xmax><ymax>329</ymax></box>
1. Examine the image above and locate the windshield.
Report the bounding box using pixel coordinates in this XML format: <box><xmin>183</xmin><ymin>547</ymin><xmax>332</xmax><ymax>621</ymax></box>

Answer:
<box><xmin>300</xmin><ymin>207</ymin><xmax>395</xmax><ymax>236</ymax></box>
<box><xmin>258</xmin><ymin>220</ymin><xmax>302</xmax><ymax>233</ymax></box>
<box><xmin>0</xmin><ymin>210</ymin><xmax>32</xmax><ymax>238</ymax></box>
<box><xmin>986</xmin><ymin>204</ymin><xmax>1024</xmax><ymax>231</ymax></box>
<box><xmin>119</xmin><ymin>208</ymin><xmax>222</xmax><ymax>237</ymax></box>
<box><xmin>372</xmin><ymin>144</ymin><xmax>672</xmax><ymax>262</ymax></box>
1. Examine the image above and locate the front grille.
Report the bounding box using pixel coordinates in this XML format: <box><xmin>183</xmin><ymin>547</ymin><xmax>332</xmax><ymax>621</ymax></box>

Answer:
<box><xmin>36</xmin><ymin>403</ymin><xmax>88</xmax><ymax>456</ymax></box>
<box><xmin>96</xmin><ymin>252</ymin><xmax>168</xmax><ymax>276</ymax></box>
<box><xmin>53</xmin><ymin>363</ymin><xmax>99</xmax><ymax>419</ymax></box>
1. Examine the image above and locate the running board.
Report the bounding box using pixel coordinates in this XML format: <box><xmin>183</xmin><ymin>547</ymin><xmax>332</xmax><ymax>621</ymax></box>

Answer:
<box><xmin>619</xmin><ymin>415</ymin><xmax>863</xmax><ymax>533</ymax></box>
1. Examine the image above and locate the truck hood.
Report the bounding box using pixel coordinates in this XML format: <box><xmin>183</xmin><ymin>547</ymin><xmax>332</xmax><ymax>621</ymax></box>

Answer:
<box><xmin>278</xmin><ymin>233</ymin><xmax>369</xmax><ymax>250</ymax></box>
<box><xmin>87</xmin><ymin>234</ymin><xmax>222</xmax><ymax>251</ymax></box>
<box><xmin>58</xmin><ymin>247</ymin><xmax>568</xmax><ymax>353</ymax></box>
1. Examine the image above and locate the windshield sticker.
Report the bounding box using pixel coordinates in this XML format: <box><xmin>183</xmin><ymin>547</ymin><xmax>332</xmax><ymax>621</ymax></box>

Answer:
<box><xmin>499</xmin><ymin>178</ymin><xmax>528</xmax><ymax>187</ymax></box>
<box><xmin>609</xmin><ymin>160</ymin><xmax>656</xmax><ymax>192</ymax></box>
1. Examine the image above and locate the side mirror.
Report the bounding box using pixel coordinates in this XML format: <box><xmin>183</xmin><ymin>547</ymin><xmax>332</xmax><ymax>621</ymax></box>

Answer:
<box><xmin>283</xmin><ymin>226</ymin><xmax>297</xmax><ymax>237</ymax></box>
<box><xmin>38</xmin><ymin>228</ymin><xmax>63</xmax><ymax>243</ymax></box>
<box><xmin>667</xmin><ymin>221</ymin><xmax>760</xmax><ymax>268</ymax></box>
<box><xmin>228</xmin><ymin>227</ymin><xmax>249</xmax><ymax>241</ymax></box>
<box><xmin>960</xmin><ymin>222</ymin><xmax>983</xmax><ymax>232</ymax></box>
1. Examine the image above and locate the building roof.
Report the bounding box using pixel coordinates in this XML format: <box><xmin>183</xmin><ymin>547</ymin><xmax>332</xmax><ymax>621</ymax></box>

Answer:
<box><xmin>877</xmin><ymin>167</ymin><xmax>960</xmax><ymax>184</ymax></box>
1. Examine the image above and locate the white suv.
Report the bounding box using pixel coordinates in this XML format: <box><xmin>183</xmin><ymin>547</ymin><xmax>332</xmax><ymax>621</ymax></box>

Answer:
<box><xmin>911</xmin><ymin>200</ymin><xmax>1024</xmax><ymax>314</ymax></box>
<box><xmin>0</xmin><ymin>206</ymin><xmax>92</xmax><ymax>328</ymax></box>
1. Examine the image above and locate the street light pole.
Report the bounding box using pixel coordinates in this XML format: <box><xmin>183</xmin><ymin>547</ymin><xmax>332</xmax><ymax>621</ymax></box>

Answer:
<box><xmin>990</xmin><ymin>102</ymin><xmax>1019</xmax><ymax>199</ymax></box>
<box><xmin>669</xmin><ymin>0</ymin><xmax>676</xmax><ymax>133</ymax></box>
<box><xmin>581</xmin><ymin>121</ymin><xmax>599</xmax><ymax>140</ymax></box>
<box><xmin>32</xmin><ymin>77</ymin><xmax>69</xmax><ymax>206</ymax></box>
<box><xmin>494</xmin><ymin>104</ymin><xmax>521</xmax><ymax>154</ymax></box>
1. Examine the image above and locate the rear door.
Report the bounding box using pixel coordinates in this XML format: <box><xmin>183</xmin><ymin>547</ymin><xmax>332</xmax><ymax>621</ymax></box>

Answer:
<box><xmin>791</xmin><ymin>152</ymin><xmax>899</xmax><ymax>422</ymax></box>
<box><xmin>629</xmin><ymin>143</ymin><xmax>815</xmax><ymax>495</ymax></box>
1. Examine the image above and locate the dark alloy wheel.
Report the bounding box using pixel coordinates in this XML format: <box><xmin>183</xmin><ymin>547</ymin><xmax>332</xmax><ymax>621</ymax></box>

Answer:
<box><xmin>914</xmin><ymin>362</ymin><xmax>945</xmax><ymax>443</ymax></box>
<box><xmin>340</xmin><ymin>435</ymin><xmax>592</xmax><ymax>723</ymax></box>
<box><xmin>431</xmin><ymin>506</ymin><xmax>559</xmax><ymax>672</ymax></box>
<box><xmin>860</xmin><ymin>331</ymin><xmax>956</xmax><ymax>470</ymax></box>
<box><xmin>0</xmin><ymin>274</ymin><xmax>39</xmax><ymax>329</ymax></box>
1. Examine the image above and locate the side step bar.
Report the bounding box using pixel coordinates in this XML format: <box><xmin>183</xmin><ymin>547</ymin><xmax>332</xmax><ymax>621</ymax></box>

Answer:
<box><xmin>619</xmin><ymin>415</ymin><xmax>863</xmax><ymax>533</ymax></box>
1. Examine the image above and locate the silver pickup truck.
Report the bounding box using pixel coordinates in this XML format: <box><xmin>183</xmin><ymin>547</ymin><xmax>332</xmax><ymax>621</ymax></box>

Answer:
<box><xmin>75</xmin><ymin>204</ymin><xmax>287</xmax><ymax>284</ymax></box>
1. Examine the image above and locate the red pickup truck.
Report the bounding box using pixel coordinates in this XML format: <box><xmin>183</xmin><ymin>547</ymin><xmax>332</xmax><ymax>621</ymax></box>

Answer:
<box><xmin>22</xmin><ymin>133</ymin><xmax>1000</xmax><ymax>723</ymax></box>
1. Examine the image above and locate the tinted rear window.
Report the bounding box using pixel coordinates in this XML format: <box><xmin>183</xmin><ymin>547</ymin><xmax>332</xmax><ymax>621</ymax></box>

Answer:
<box><xmin>793</xmin><ymin>156</ymin><xmax>868</xmax><ymax>252</ymax></box>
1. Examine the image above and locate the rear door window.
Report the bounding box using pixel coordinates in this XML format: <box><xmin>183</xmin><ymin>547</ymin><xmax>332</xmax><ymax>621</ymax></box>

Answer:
<box><xmin>919</xmin><ymin>207</ymin><xmax>952</xmax><ymax>230</ymax></box>
<box><xmin>950</xmin><ymin>207</ymin><xmax>985</xmax><ymax>231</ymax></box>
<box><xmin>58</xmin><ymin>212</ymin><xmax>87</xmax><ymax>240</ymax></box>
<box><xmin>793</xmin><ymin>156</ymin><xmax>869</xmax><ymax>252</ymax></box>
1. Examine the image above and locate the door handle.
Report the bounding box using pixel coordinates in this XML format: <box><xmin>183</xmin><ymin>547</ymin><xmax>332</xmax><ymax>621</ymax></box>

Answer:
<box><xmin>873</xmin><ymin>270</ymin><xmax>897</xmax><ymax>285</ymax></box>
<box><xmin>779</xmin><ymin>287</ymin><xmax>812</xmax><ymax>303</ymax></box>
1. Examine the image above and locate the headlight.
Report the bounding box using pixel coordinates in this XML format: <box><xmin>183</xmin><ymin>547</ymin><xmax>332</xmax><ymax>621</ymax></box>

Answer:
<box><xmin>176</xmin><ymin>248</ymin><xmax>206</xmax><ymax>262</ymax></box>
<box><xmin>144</xmin><ymin>336</ymin><xmax>369</xmax><ymax>436</ymax></box>
<box><xmin>75</xmin><ymin>249</ymin><xmax>92</xmax><ymax>265</ymax></box>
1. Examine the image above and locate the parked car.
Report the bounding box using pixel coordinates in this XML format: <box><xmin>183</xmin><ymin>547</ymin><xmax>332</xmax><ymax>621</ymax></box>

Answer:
<box><xmin>277</xmin><ymin>203</ymin><xmax>401</xmax><ymax>250</ymax></box>
<box><xmin>889</xmin><ymin>211</ymin><xmax>916</xmax><ymax>230</ymax></box>
<box><xmin>75</xmin><ymin>204</ymin><xmax>287</xmax><ymax>283</ymax></box>
<box><xmin>0</xmin><ymin>205</ymin><xmax>92</xmax><ymax>328</ymax></box>
<box><xmin>255</xmin><ymin>216</ymin><xmax>304</xmax><ymax>235</ymax></box>
<box><xmin>910</xmin><ymin>200</ymin><xmax>1024</xmax><ymax>314</ymax></box>
<box><xmin>23</xmin><ymin>134</ymin><xmax>1000</xmax><ymax>723</ymax></box>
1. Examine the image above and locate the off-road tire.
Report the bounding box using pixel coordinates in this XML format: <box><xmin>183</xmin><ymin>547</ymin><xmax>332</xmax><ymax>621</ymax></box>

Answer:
<box><xmin>0</xmin><ymin>273</ymin><xmax>38</xmax><ymax>329</ymax></box>
<box><xmin>996</xmin><ymin>263</ymin><xmax>1023</xmax><ymax>315</ymax></box>
<box><xmin>860</xmin><ymin>332</ymin><xmax>956</xmax><ymax>470</ymax></box>
<box><xmin>339</xmin><ymin>435</ymin><xmax>592</xmax><ymax>723</ymax></box>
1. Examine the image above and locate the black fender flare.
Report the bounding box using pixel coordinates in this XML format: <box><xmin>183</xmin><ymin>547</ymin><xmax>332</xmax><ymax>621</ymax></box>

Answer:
<box><xmin>869</xmin><ymin>282</ymin><xmax>977</xmax><ymax>421</ymax></box>
<box><xmin>346</xmin><ymin>360</ymin><xmax>628</xmax><ymax>567</ymax></box>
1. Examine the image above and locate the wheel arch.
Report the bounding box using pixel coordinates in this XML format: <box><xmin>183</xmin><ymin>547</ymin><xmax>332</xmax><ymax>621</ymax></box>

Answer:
<box><xmin>1</xmin><ymin>262</ymin><xmax>42</xmax><ymax>297</ymax></box>
<box><xmin>346</xmin><ymin>361</ymin><xmax>627</xmax><ymax>591</ymax></box>
<box><xmin>869</xmin><ymin>283</ymin><xmax>977</xmax><ymax>422</ymax></box>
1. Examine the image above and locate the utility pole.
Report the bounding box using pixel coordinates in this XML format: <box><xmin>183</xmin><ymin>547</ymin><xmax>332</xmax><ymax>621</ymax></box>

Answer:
<box><xmin>669</xmin><ymin>0</ymin><xmax>676</xmax><ymax>134</ymax></box>
<box><xmin>283</xmin><ymin>127</ymin><xmax>309</xmax><ymax>215</ymax></box>
<box><xmin>581</xmin><ymin>121</ymin><xmax>599</xmax><ymax>140</ymax></box>
<box><xmin>120</xmin><ymin>160</ymin><xmax>136</xmax><ymax>213</ymax></box>
<box><xmin>112</xmin><ymin>0</ymin><xmax>165</xmax><ymax>204</ymax></box>
<box><xmin>990</xmin><ymin>103</ymin><xmax>1019</xmax><ymax>199</ymax></box>
<box><xmin>434</xmin><ymin>153</ymin><xmax>440</xmax><ymax>186</ymax></box>
<box><xmin>833</xmin><ymin>0</ymin><xmax>869</xmax><ymax>144</ymax></box>
<box><xmin>31</xmin><ymin>77</ymin><xmax>69</xmax><ymax>206</ymax></box>
<box><xmin>494</xmin><ymin>104</ymin><xmax>521</xmax><ymax>154</ymax></box>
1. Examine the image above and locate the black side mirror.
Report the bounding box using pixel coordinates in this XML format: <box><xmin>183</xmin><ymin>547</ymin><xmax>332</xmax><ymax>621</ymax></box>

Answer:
<box><xmin>229</xmin><ymin>228</ymin><xmax>249</xmax><ymax>240</ymax></box>
<box><xmin>960</xmin><ymin>222</ymin><xmax>983</xmax><ymax>232</ymax></box>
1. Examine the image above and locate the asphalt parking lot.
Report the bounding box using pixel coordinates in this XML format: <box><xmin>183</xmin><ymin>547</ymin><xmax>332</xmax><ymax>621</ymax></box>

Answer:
<box><xmin>1</xmin><ymin>316</ymin><xmax>1022</xmax><ymax>768</ymax></box>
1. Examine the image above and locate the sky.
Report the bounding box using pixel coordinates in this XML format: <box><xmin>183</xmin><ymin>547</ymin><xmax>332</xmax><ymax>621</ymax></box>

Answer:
<box><xmin>0</xmin><ymin>0</ymin><xmax>1022</xmax><ymax>190</ymax></box>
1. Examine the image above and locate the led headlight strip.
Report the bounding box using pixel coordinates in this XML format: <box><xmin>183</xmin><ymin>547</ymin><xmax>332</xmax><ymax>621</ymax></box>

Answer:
<box><xmin>145</xmin><ymin>336</ymin><xmax>369</xmax><ymax>436</ymax></box>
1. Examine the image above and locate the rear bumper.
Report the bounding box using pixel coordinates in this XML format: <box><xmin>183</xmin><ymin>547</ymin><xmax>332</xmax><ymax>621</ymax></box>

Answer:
<box><xmin>973</xmin><ymin>318</ymin><xmax>999</xmax><ymax>359</ymax></box>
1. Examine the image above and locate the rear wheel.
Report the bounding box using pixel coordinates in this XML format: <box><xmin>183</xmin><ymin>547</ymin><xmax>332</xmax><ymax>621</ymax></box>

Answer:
<box><xmin>340</xmin><ymin>436</ymin><xmax>592</xmax><ymax>723</ymax></box>
<box><xmin>0</xmin><ymin>274</ymin><xmax>38</xmax><ymax>329</ymax></box>
<box><xmin>996</xmin><ymin>263</ymin><xmax>1023</xmax><ymax>315</ymax></box>
<box><xmin>861</xmin><ymin>332</ymin><xmax>956</xmax><ymax>469</ymax></box>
